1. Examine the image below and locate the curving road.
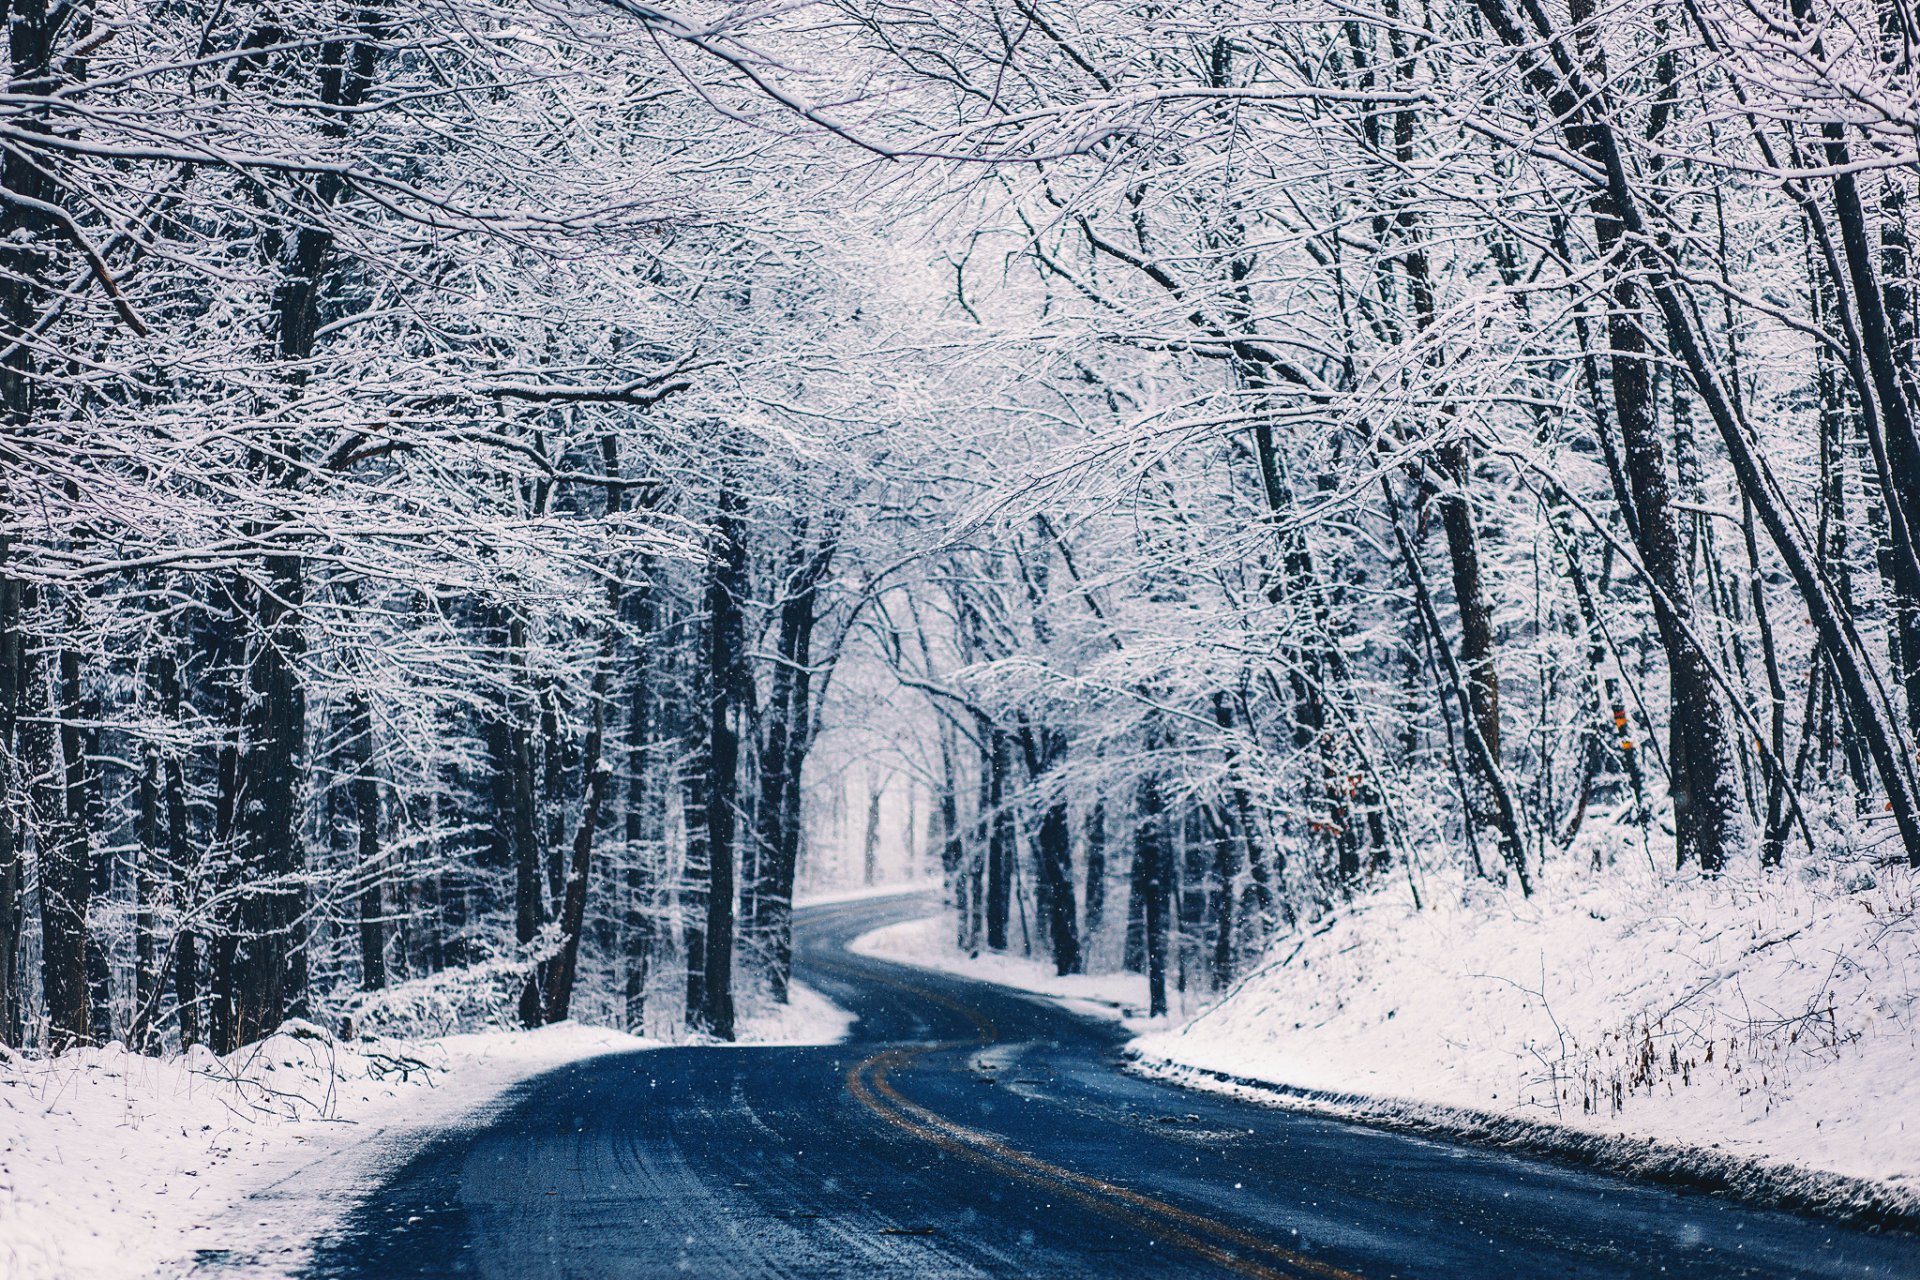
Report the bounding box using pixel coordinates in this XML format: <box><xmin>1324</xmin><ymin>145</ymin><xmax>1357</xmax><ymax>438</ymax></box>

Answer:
<box><xmin>294</xmin><ymin>892</ymin><xmax>1919</xmax><ymax>1279</ymax></box>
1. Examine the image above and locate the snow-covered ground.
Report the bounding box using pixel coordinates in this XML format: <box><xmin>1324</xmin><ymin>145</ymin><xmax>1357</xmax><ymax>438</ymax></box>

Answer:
<box><xmin>850</xmin><ymin>914</ymin><xmax>1155</xmax><ymax>1025</ymax></box>
<box><xmin>793</xmin><ymin>877</ymin><xmax>945</xmax><ymax>909</ymax></box>
<box><xmin>0</xmin><ymin>982</ymin><xmax>854</xmax><ymax>1280</ymax></box>
<box><xmin>853</xmin><ymin>859</ymin><xmax>1920</xmax><ymax>1218</ymax></box>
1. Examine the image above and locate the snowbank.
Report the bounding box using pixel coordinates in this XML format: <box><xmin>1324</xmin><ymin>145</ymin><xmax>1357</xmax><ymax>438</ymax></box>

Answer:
<box><xmin>736</xmin><ymin>980</ymin><xmax>860</xmax><ymax>1045</ymax></box>
<box><xmin>850</xmin><ymin>914</ymin><xmax>1153</xmax><ymax>1024</ymax></box>
<box><xmin>793</xmin><ymin>878</ymin><xmax>944</xmax><ymax>909</ymax></box>
<box><xmin>1131</xmin><ymin>859</ymin><xmax>1920</xmax><ymax>1222</ymax></box>
<box><xmin>0</xmin><ymin>1020</ymin><xmax>645</xmax><ymax>1280</ymax></box>
<box><xmin>0</xmin><ymin>984</ymin><xmax>856</xmax><ymax>1279</ymax></box>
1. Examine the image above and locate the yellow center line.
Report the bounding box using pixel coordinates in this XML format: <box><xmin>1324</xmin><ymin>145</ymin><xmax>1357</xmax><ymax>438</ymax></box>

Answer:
<box><xmin>818</xmin><ymin>954</ymin><xmax>1366</xmax><ymax>1280</ymax></box>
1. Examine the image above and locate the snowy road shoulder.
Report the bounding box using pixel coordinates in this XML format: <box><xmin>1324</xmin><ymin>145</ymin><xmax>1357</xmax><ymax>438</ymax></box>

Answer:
<box><xmin>0</xmin><ymin>982</ymin><xmax>856</xmax><ymax>1280</ymax></box>
<box><xmin>0</xmin><ymin>1022</ymin><xmax>649</xmax><ymax>1280</ymax></box>
<box><xmin>847</xmin><ymin>913</ymin><xmax>1156</xmax><ymax>1026</ymax></box>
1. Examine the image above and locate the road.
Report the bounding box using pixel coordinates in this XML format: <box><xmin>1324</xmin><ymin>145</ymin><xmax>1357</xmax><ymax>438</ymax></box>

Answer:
<box><xmin>297</xmin><ymin>892</ymin><xmax>1920</xmax><ymax>1279</ymax></box>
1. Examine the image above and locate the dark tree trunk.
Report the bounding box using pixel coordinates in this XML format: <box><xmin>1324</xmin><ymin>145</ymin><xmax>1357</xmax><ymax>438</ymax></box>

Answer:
<box><xmin>0</xmin><ymin>554</ymin><xmax>22</xmax><ymax>1047</ymax></box>
<box><xmin>152</xmin><ymin>631</ymin><xmax>197</xmax><ymax>1050</ymax></box>
<box><xmin>1390</xmin><ymin>483</ymin><xmax>1532</xmax><ymax>890</ymax></box>
<box><xmin>481</xmin><ymin>609</ymin><xmax>544</xmax><ymax>1030</ymax></box>
<box><xmin>28</xmin><ymin>591</ymin><xmax>90</xmax><ymax>1049</ymax></box>
<box><xmin>621</xmin><ymin>562</ymin><xmax>662</xmax><ymax>1033</ymax></box>
<box><xmin>542</xmin><ymin>645</ymin><xmax>614</xmax><ymax>1024</ymax></box>
<box><xmin>347</xmin><ymin>691</ymin><xmax>385</xmax><ymax>992</ymax></box>
<box><xmin>748</xmin><ymin>527</ymin><xmax>835</xmax><ymax>1002</ymax></box>
<box><xmin>208</xmin><ymin>595</ymin><xmax>245</xmax><ymax>1053</ymax></box>
<box><xmin>1034</xmin><ymin>796</ymin><xmax>1079</xmax><ymax>975</ymax></box>
<box><xmin>681</xmin><ymin>739</ymin><xmax>711</xmax><ymax>1032</ymax></box>
<box><xmin>1134</xmin><ymin>777</ymin><xmax>1172</xmax><ymax>1018</ymax></box>
<box><xmin>132</xmin><ymin>746</ymin><xmax>164</xmax><ymax>1052</ymax></box>
<box><xmin>984</xmin><ymin>730</ymin><xmax>1013</xmax><ymax>952</ymax></box>
<box><xmin>701</xmin><ymin>476</ymin><xmax>749</xmax><ymax>1041</ymax></box>
<box><xmin>0</xmin><ymin>0</ymin><xmax>57</xmax><ymax>1050</ymax></box>
<box><xmin>228</xmin><ymin>554</ymin><xmax>309</xmax><ymax>1043</ymax></box>
<box><xmin>1434</xmin><ymin>446</ymin><xmax>1502</xmax><ymax>769</ymax></box>
<box><xmin>1591</xmin><ymin>223</ymin><xmax>1740</xmax><ymax>872</ymax></box>
<box><xmin>1206</xmin><ymin>803</ymin><xmax>1237</xmax><ymax>987</ymax></box>
<box><xmin>1082</xmin><ymin>802</ymin><xmax>1107</xmax><ymax>943</ymax></box>
<box><xmin>1016</xmin><ymin>724</ymin><xmax>1080</xmax><ymax>976</ymax></box>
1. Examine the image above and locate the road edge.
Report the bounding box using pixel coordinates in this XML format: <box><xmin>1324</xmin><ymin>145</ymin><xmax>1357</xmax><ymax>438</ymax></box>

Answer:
<box><xmin>1125</xmin><ymin>1050</ymin><xmax>1920</xmax><ymax>1236</ymax></box>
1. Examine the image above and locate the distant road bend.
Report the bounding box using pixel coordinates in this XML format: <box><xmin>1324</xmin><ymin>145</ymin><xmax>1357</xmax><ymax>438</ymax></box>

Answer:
<box><xmin>297</xmin><ymin>893</ymin><xmax>1920</xmax><ymax>1279</ymax></box>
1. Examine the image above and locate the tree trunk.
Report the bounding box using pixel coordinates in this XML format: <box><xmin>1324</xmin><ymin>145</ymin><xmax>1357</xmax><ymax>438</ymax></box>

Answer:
<box><xmin>228</xmin><ymin>554</ymin><xmax>308</xmax><ymax>1043</ymax></box>
<box><xmin>1035</xmin><ymin>795</ymin><xmax>1079</xmax><ymax>975</ymax></box>
<box><xmin>0</xmin><ymin>550</ymin><xmax>22</xmax><ymax>1047</ymax></box>
<box><xmin>1135</xmin><ymin>777</ymin><xmax>1172</xmax><ymax>1018</ymax></box>
<box><xmin>681</xmin><ymin>738</ymin><xmax>711</xmax><ymax>1032</ymax></box>
<box><xmin>984</xmin><ymin>729</ymin><xmax>1013</xmax><ymax>951</ymax></box>
<box><xmin>481</xmin><ymin>609</ymin><xmax>544</xmax><ymax>1030</ymax></box>
<box><xmin>28</xmin><ymin>590</ymin><xmax>90</xmax><ymax>1049</ymax></box>
<box><xmin>1082</xmin><ymin>802</ymin><xmax>1107</xmax><ymax>944</ymax></box>
<box><xmin>0</xmin><ymin>0</ymin><xmax>56</xmax><ymax>1049</ymax></box>
<box><xmin>543</xmin><ymin>638</ymin><xmax>615</xmax><ymax>1024</ymax></box>
<box><xmin>1390</xmin><ymin>483</ymin><xmax>1532</xmax><ymax>891</ymax></box>
<box><xmin>701</xmin><ymin>475</ymin><xmax>748</xmax><ymax>1041</ymax></box>
<box><xmin>347</xmin><ymin>691</ymin><xmax>386</xmax><ymax>992</ymax></box>
<box><xmin>622</xmin><ymin>561</ymin><xmax>662</xmax><ymax>1033</ymax></box>
<box><xmin>861</xmin><ymin>781</ymin><xmax>883</xmax><ymax>886</ymax></box>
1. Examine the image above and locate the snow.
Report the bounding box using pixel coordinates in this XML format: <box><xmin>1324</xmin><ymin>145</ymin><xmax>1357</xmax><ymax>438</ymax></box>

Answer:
<box><xmin>849</xmin><ymin>914</ymin><xmax>1154</xmax><ymax>1026</ymax></box>
<box><xmin>0</xmin><ymin>986</ymin><xmax>856</xmax><ymax>1280</ymax></box>
<box><xmin>792</xmin><ymin>878</ymin><xmax>945</xmax><ymax>909</ymax></box>
<box><xmin>849</xmin><ymin>860</ymin><xmax>1920</xmax><ymax>1218</ymax></box>
<box><xmin>1131</xmin><ymin>857</ymin><xmax>1920</xmax><ymax>1213</ymax></box>
<box><xmin>735</xmin><ymin>980</ymin><xmax>860</xmax><ymax>1045</ymax></box>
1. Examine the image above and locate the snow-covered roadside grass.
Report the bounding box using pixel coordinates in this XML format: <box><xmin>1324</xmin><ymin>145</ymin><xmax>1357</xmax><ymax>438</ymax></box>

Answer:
<box><xmin>849</xmin><ymin>914</ymin><xmax>1156</xmax><ymax>1026</ymax></box>
<box><xmin>852</xmin><ymin>861</ymin><xmax>1920</xmax><ymax>1227</ymax></box>
<box><xmin>1135</xmin><ymin>858</ymin><xmax>1920</xmax><ymax>1225</ymax></box>
<box><xmin>0</xmin><ymin>982</ymin><xmax>855</xmax><ymax>1280</ymax></box>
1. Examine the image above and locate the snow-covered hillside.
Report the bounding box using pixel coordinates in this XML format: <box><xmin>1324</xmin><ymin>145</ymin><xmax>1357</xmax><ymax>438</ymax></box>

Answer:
<box><xmin>1140</xmin><ymin>857</ymin><xmax>1918</xmax><ymax>1214</ymax></box>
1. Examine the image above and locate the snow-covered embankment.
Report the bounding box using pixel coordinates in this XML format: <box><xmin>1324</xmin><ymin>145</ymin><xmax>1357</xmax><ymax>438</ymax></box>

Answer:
<box><xmin>855</xmin><ymin>860</ymin><xmax>1920</xmax><ymax>1224</ymax></box>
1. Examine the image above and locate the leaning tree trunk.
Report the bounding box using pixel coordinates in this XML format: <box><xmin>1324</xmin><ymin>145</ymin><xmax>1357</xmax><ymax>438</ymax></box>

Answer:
<box><xmin>542</xmin><ymin>636</ymin><xmax>615</xmax><ymax>1025</ymax></box>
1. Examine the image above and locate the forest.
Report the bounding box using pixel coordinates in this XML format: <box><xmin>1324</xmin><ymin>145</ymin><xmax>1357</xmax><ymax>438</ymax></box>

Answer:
<box><xmin>1</xmin><ymin>0</ymin><xmax>1917</xmax><ymax>1060</ymax></box>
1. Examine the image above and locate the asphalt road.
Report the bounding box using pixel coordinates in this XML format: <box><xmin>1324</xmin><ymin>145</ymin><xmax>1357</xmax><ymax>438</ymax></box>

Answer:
<box><xmin>296</xmin><ymin>892</ymin><xmax>1920</xmax><ymax>1279</ymax></box>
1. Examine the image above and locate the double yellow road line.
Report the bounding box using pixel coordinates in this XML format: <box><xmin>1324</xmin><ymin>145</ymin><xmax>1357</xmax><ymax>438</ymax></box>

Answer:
<box><xmin>833</xmin><ymin>962</ymin><xmax>1364</xmax><ymax>1280</ymax></box>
